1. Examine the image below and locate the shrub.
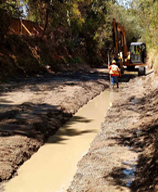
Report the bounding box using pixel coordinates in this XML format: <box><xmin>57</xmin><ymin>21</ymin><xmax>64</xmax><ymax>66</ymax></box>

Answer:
<box><xmin>69</xmin><ymin>57</ymin><xmax>83</xmax><ymax>64</ymax></box>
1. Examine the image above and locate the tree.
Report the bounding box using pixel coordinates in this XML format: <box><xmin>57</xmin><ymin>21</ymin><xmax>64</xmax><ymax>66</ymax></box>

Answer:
<box><xmin>130</xmin><ymin>0</ymin><xmax>158</xmax><ymax>50</ymax></box>
<box><xmin>108</xmin><ymin>2</ymin><xmax>142</xmax><ymax>48</ymax></box>
<box><xmin>26</xmin><ymin>0</ymin><xmax>69</xmax><ymax>36</ymax></box>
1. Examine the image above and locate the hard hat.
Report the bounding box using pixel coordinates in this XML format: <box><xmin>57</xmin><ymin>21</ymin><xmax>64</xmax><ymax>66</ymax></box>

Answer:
<box><xmin>112</xmin><ymin>60</ymin><xmax>116</xmax><ymax>64</ymax></box>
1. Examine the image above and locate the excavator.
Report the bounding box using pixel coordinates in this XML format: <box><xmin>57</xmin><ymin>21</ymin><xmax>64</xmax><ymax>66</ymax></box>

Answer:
<box><xmin>112</xmin><ymin>18</ymin><xmax>146</xmax><ymax>75</ymax></box>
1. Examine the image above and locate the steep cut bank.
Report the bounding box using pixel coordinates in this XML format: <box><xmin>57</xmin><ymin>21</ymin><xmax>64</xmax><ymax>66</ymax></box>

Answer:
<box><xmin>68</xmin><ymin>71</ymin><xmax>158</xmax><ymax>192</ymax></box>
<box><xmin>0</xmin><ymin>34</ymin><xmax>106</xmax><ymax>81</ymax></box>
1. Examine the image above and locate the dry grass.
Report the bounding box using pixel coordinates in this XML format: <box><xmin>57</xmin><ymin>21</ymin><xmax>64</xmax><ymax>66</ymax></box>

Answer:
<box><xmin>153</xmin><ymin>54</ymin><xmax>158</xmax><ymax>75</ymax></box>
<box><xmin>147</xmin><ymin>49</ymin><xmax>157</xmax><ymax>69</ymax></box>
<box><xmin>147</xmin><ymin>49</ymin><xmax>158</xmax><ymax>74</ymax></box>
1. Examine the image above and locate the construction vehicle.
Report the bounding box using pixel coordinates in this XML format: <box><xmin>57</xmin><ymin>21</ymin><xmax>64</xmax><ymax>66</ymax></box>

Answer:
<box><xmin>112</xmin><ymin>18</ymin><xmax>146</xmax><ymax>75</ymax></box>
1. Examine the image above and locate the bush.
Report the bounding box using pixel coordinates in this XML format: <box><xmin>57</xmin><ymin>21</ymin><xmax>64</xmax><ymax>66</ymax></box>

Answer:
<box><xmin>69</xmin><ymin>57</ymin><xmax>83</xmax><ymax>64</ymax></box>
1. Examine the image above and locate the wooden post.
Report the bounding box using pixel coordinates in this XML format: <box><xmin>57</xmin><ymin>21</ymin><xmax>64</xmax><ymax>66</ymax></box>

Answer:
<box><xmin>108</xmin><ymin>51</ymin><xmax>111</xmax><ymax>87</ymax></box>
<box><xmin>21</xmin><ymin>21</ymin><xmax>32</xmax><ymax>36</ymax></box>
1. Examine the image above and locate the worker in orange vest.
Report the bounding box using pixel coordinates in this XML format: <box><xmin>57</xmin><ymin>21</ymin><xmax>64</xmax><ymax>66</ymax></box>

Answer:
<box><xmin>108</xmin><ymin>60</ymin><xmax>121</xmax><ymax>88</ymax></box>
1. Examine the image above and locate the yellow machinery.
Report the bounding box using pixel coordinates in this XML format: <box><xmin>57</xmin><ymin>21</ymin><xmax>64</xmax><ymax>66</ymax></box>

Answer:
<box><xmin>112</xmin><ymin>18</ymin><xmax>146</xmax><ymax>75</ymax></box>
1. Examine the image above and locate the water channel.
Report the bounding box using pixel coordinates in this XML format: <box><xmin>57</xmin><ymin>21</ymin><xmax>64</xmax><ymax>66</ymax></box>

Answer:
<box><xmin>4</xmin><ymin>89</ymin><xmax>119</xmax><ymax>192</ymax></box>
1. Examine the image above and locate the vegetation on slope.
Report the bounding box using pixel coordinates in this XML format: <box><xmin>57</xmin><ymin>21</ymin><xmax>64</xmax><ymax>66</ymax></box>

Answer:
<box><xmin>130</xmin><ymin>0</ymin><xmax>158</xmax><ymax>73</ymax></box>
<box><xmin>0</xmin><ymin>0</ymin><xmax>158</xmax><ymax>78</ymax></box>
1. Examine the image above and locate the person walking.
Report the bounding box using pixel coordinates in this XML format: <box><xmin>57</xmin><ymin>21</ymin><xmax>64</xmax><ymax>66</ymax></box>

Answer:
<box><xmin>108</xmin><ymin>60</ymin><xmax>121</xmax><ymax>88</ymax></box>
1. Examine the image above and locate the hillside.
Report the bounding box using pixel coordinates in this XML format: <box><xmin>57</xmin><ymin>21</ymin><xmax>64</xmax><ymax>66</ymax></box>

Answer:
<box><xmin>0</xmin><ymin>35</ymin><xmax>102</xmax><ymax>81</ymax></box>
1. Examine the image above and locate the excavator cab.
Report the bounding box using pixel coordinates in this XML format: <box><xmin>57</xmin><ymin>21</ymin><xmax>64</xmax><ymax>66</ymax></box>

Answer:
<box><xmin>130</xmin><ymin>42</ymin><xmax>146</xmax><ymax>64</ymax></box>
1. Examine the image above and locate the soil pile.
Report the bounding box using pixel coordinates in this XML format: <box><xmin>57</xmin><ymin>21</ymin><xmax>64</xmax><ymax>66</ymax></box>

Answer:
<box><xmin>68</xmin><ymin>71</ymin><xmax>158</xmax><ymax>192</ymax></box>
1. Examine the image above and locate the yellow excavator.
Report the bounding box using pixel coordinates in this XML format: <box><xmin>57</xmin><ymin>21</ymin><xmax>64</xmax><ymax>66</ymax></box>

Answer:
<box><xmin>112</xmin><ymin>18</ymin><xmax>146</xmax><ymax>75</ymax></box>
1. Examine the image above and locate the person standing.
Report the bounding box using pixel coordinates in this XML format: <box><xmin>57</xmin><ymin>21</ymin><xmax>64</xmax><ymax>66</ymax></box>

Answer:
<box><xmin>108</xmin><ymin>60</ymin><xmax>121</xmax><ymax>88</ymax></box>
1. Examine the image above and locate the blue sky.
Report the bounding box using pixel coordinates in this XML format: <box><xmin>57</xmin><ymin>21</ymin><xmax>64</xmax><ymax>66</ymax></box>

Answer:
<box><xmin>117</xmin><ymin>0</ymin><xmax>132</xmax><ymax>9</ymax></box>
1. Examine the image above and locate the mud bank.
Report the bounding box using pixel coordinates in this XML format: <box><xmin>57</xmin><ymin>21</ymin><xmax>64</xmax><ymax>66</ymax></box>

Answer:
<box><xmin>0</xmin><ymin>70</ymin><xmax>109</xmax><ymax>183</ymax></box>
<box><xmin>68</xmin><ymin>71</ymin><xmax>158</xmax><ymax>192</ymax></box>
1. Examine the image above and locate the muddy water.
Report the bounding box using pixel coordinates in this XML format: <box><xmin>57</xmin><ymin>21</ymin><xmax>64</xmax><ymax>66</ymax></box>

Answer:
<box><xmin>4</xmin><ymin>89</ymin><xmax>119</xmax><ymax>192</ymax></box>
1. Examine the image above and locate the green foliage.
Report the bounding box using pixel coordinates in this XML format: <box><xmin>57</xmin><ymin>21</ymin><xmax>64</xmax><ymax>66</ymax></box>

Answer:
<box><xmin>25</xmin><ymin>0</ymin><xmax>113</xmax><ymax>51</ymax></box>
<box><xmin>3</xmin><ymin>0</ymin><xmax>158</xmax><ymax>73</ymax></box>
<box><xmin>130</xmin><ymin>0</ymin><xmax>158</xmax><ymax>50</ymax></box>
<box><xmin>0</xmin><ymin>0</ymin><xmax>23</xmax><ymax>18</ymax></box>
<box><xmin>69</xmin><ymin>57</ymin><xmax>83</xmax><ymax>64</ymax></box>
<box><xmin>0</xmin><ymin>0</ymin><xmax>25</xmax><ymax>41</ymax></box>
<box><xmin>108</xmin><ymin>3</ymin><xmax>142</xmax><ymax>48</ymax></box>
<box><xmin>26</xmin><ymin>0</ymin><xmax>69</xmax><ymax>29</ymax></box>
<box><xmin>129</xmin><ymin>0</ymin><xmax>158</xmax><ymax>73</ymax></box>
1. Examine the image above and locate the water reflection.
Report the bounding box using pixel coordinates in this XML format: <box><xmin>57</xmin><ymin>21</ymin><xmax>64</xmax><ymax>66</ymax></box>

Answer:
<box><xmin>122</xmin><ymin>160</ymin><xmax>137</xmax><ymax>187</ymax></box>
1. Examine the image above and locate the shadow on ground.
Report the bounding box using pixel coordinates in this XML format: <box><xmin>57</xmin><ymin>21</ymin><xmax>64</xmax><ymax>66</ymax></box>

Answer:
<box><xmin>46</xmin><ymin>115</ymin><xmax>94</xmax><ymax>144</ymax></box>
<box><xmin>0</xmin><ymin>102</ymin><xmax>94</xmax><ymax>143</ymax></box>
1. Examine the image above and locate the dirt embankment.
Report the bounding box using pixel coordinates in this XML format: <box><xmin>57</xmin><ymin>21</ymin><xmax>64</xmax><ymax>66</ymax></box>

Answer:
<box><xmin>0</xmin><ymin>69</ymin><xmax>109</xmax><ymax>183</ymax></box>
<box><xmin>68</xmin><ymin>71</ymin><xmax>158</xmax><ymax>192</ymax></box>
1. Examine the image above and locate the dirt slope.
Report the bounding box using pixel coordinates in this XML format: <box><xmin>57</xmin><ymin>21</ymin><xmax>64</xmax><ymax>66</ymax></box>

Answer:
<box><xmin>68</xmin><ymin>71</ymin><xmax>158</xmax><ymax>192</ymax></box>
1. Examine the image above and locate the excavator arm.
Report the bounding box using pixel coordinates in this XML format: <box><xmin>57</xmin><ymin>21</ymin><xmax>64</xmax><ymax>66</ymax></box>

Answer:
<box><xmin>116</xmin><ymin>22</ymin><xmax>128</xmax><ymax>60</ymax></box>
<box><xmin>112</xmin><ymin>18</ymin><xmax>119</xmax><ymax>56</ymax></box>
<box><xmin>112</xmin><ymin>18</ymin><xmax>128</xmax><ymax>61</ymax></box>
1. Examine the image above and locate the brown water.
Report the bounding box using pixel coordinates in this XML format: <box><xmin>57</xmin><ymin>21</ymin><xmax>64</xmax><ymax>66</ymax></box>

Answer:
<box><xmin>4</xmin><ymin>89</ymin><xmax>119</xmax><ymax>192</ymax></box>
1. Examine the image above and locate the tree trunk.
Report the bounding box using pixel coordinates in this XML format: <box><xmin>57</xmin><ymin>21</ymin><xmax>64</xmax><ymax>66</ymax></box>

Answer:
<box><xmin>41</xmin><ymin>2</ymin><xmax>49</xmax><ymax>38</ymax></box>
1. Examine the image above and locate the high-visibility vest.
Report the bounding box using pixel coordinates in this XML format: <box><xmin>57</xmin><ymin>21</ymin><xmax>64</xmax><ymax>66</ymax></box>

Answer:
<box><xmin>109</xmin><ymin>65</ymin><xmax>119</xmax><ymax>76</ymax></box>
<box><xmin>136</xmin><ymin>49</ymin><xmax>141</xmax><ymax>54</ymax></box>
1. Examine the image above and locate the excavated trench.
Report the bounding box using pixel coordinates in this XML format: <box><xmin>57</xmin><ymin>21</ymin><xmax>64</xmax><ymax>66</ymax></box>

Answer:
<box><xmin>3</xmin><ymin>89</ymin><xmax>119</xmax><ymax>192</ymax></box>
<box><xmin>2</xmin><ymin>69</ymin><xmax>154</xmax><ymax>192</ymax></box>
